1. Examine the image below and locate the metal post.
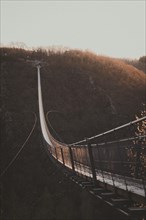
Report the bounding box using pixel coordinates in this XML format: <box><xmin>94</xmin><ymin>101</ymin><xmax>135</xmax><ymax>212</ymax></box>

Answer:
<box><xmin>113</xmin><ymin>129</ymin><xmax>128</xmax><ymax>193</ymax></box>
<box><xmin>79</xmin><ymin>147</ymin><xmax>84</xmax><ymax>177</ymax></box>
<box><xmin>69</xmin><ymin>146</ymin><xmax>75</xmax><ymax>171</ymax></box>
<box><xmin>55</xmin><ymin>147</ymin><xmax>58</xmax><ymax>160</ymax></box>
<box><xmin>85</xmin><ymin>147</ymin><xmax>90</xmax><ymax>181</ymax></box>
<box><xmin>60</xmin><ymin>146</ymin><xmax>65</xmax><ymax>165</ymax></box>
<box><xmin>135</xmin><ymin>140</ymin><xmax>141</xmax><ymax>179</ymax></box>
<box><xmin>77</xmin><ymin>147</ymin><xmax>82</xmax><ymax>178</ymax></box>
<box><xmin>87</xmin><ymin>139</ymin><xmax>97</xmax><ymax>185</ymax></box>
<box><xmin>73</xmin><ymin>147</ymin><xmax>79</xmax><ymax>176</ymax></box>
<box><xmin>97</xmin><ymin>145</ymin><xmax>106</xmax><ymax>187</ymax></box>
<box><xmin>49</xmin><ymin>143</ymin><xmax>52</xmax><ymax>154</ymax></box>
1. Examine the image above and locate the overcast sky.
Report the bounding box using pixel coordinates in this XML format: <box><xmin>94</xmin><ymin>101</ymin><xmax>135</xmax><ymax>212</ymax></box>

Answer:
<box><xmin>1</xmin><ymin>0</ymin><xmax>145</xmax><ymax>58</ymax></box>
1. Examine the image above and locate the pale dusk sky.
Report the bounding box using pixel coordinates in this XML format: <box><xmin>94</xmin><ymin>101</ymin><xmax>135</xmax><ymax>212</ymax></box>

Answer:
<box><xmin>1</xmin><ymin>0</ymin><xmax>145</xmax><ymax>58</ymax></box>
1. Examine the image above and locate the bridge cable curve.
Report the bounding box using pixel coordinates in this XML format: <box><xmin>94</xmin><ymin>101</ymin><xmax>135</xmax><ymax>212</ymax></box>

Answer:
<box><xmin>0</xmin><ymin>112</ymin><xmax>37</xmax><ymax>178</ymax></box>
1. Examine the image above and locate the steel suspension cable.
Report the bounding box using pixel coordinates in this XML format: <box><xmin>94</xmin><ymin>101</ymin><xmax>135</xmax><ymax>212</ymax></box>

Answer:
<box><xmin>0</xmin><ymin>112</ymin><xmax>37</xmax><ymax>178</ymax></box>
<box><xmin>70</xmin><ymin>116</ymin><xmax>146</xmax><ymax>146</ymax></box>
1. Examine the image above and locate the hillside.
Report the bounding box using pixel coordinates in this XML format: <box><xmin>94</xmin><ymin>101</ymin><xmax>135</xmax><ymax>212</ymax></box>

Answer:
<box><xmin>1</xmin><ymin>47</ymin><xmax>145</xmax><ymax>220</ymax></box>
<box><xmin>40</xmin><ymin>50</ymin><xmax>145</xmax><ymax>143</ymax></box>
<box><xmin>1</xmin><ymin>48</ymin><xmax>145</xmax><ymax>144</ymax></box>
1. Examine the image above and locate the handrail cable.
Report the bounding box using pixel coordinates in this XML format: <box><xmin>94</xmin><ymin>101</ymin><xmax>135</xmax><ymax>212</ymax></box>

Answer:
<box><xmin>70</xmin><ymin>116</ymin><xmax>146</xmax><ymax>146</ymax></box>
<box><xmin>0</xmin><ymin>112</ymin><xmax>37</xmax><ymax>178</ymax></box>
<box><xmin>91</xmin><ymin>134</ymin><xmax>146</xmax><ymax>147</ymax></box>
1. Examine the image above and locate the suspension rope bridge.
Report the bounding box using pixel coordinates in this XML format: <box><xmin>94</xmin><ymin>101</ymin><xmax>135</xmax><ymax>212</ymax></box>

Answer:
<box><xmin>37</xmin><ymin>64</ymin><xmax>146</xmax><ymax>219</ymax></box>
<box><xmin>1</xmin><ymin>64</ymin><xmax>145</xmax><ymax>219</ymax></box>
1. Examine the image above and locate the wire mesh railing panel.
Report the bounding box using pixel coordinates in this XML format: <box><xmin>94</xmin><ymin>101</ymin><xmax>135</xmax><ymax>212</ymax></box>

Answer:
<box><xmin>38</xmin><ymin>65</ymin><xmax>146</xmax><ymax>199</ymax></box>
<box><xmin>71</xmin><ymin>146</ymin><xmax>92</xmax><ymax>178</ymax></box>
<box><xmin>72</xmin><ymin>147</ymin><xmax>82</xmax><ymax>176</ymax></box>
<box><xmin>50</xmin><ymin>145</ymin><xmax>56</xmax><ymax>159</ymax></box>
<box><xmin>42</xmin><ymin>131</ymin><xmax>146</xmax><ymax>197</ymax></box>
<box><xmin>62</xmin><ymin>146</ymin><xmax>72</xmax><ymax>169</ymax></box>
<box><xmin>55</xmin><ymin>146</ymin><xmax>63</xmax><ymax>164</ymax></box>
<box><xmin>91</xmin><ymin>137</ymin><xmax>146</xmax><ymax>180</ymax></box>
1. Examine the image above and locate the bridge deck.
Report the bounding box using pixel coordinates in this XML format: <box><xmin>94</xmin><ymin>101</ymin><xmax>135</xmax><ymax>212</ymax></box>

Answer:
<box><xmin>70</xmin><ymin>161</ymin><xmax>146</xmax><ymax>197</ymax></box>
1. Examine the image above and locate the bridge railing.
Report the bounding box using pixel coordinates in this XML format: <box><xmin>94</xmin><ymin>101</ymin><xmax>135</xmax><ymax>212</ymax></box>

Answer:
<box><xmin>44</xmin><ymin>115</ymin><xmax>146</xmax><ymax>196</ymax></box>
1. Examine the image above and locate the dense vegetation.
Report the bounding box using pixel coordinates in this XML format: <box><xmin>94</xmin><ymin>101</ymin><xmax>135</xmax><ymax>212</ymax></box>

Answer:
<box><xmin>1</xmin><ymin>47</ymin><xmax>145</xmax><ymax>220</ymax></box>
<box><xmin>121</xmin><ymin>56</ymin><xmax>146</xmax><ymax>74</ymax></box>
